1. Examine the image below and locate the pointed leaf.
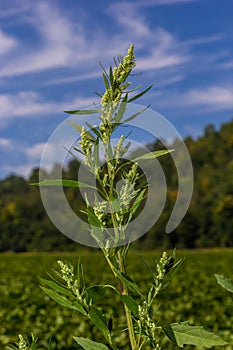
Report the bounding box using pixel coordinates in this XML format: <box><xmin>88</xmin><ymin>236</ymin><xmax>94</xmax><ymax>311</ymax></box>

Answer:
<box><xmin>114</xmin><ymin>94</ymin><xmax>128</xmax><ymax>124</ymax></box>
<box><xmin>85</xmin><ymin>122</ymin><xmax>101</xmax><ymax>138</ymax></box>
<box><xmin>89</xmin><ymin>306</ymin><xmax>110</xmax><ymax>341</ymax></box>
<box><xmin>31</xmin><ymin>179</ymin><xmax>97</xmax><ymax>190</ymax></box>
<box><xmin>109</xmin><ymin>66</ymin><xmax>114</xmax><ymax>88</ymax></box>
<box><xmin>74</xmin><ymin>337</ymin><xmax>108</xmax><ymax>350</ymax></box>
<box><xmin>40</xmin><ymin>286</ymin><xmax>75</xmax><ymax>310</ymax></box>
<box><xmin>163</xmin><ymin>322</ymin><xmax>228</xmax><ymax>348</ymax></box>
<box><xmin>133</xmin><ymin>149</ymin><xmax>174</xmax><ymax>162</ymax></box>
<box><xmin>102</xmin><ymin>72</ymin><xmax>110</xmax><ymax>89</ymax></box>
<box><xmin>40</xmin><ymin>286</ymin><xmax>87</xmax><ymax>315</ymax></box>
<box><xmin>64</xmin><ymin>109</ymin><xmax>99</xmax><ymax>115</ymax></box>
<box><xmin>127</xmin><ymin>85</ymin><xmax>153</xmax><ymax>103</ymax></box>
<box><xmin>73</xmin><ymin>300</ymin><xmax>87</xmax><ymax>315</ymax></box>
<box><xmin>215</xmin><ymin>274</ymin><xmax>233</xmax><ymax>293</ymax></box>
<box><xmin>128</xmin><ymin>189</ymin><xmax>147</xmax><ymax>222</ymax></box>
<box><xmin>67</xmin><ymin>120</ymin><xmax>95</xmax><ymax>141</ymax></box>
<box><xmin>119</xmin><ymin>294</ymin><xmax>139</xmax><ymax>315</ymax></box>
<box><xmin>38</xmin><ymin>277</ymin><xmax>71</xmax><ymax>297</ymax></box>
<box><xmin>122</xmin><ymin>105</ymin><xmax>149</xmax><ymax>123</ymax></box>
<box><xmin>113</xmin><ymin>269</ymin><xmax>143</xmax><ymax>296</ymax></box>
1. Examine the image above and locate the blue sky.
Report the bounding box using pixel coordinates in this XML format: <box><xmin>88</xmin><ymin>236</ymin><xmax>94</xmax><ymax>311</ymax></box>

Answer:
<box><xmin>0</xmin><ymin>0</ymin><xmax>232</xmax><ymax>179</ymax></box>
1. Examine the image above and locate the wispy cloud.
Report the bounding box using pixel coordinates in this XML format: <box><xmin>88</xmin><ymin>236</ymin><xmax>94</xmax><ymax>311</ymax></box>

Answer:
<box><xmin>0</xmin><ymin>1</ymin><xmax>31</xmax><ymax>19</ymax></box>
<box><xmin>0</xmin><ymin>91</ymin><xmax>96</xmax><ymax>125</ymax></box>
<box><xmin>141</xmin><ymin>0</ymin><xmax>201</xmax><ymax>5</ymax></box>
<box><xmin>0</xmin><ymin>29</ymin><xmax>17</xmax><ymax>55</ymax></box>
<box><xmin>153</xmin><ymin>85</ymin><xmax>233</xmax><ymax>113</ymax></box>
<box><xmin>0</xmin><ymin>137</ymin><xmax>11</xmax><ymax>147</ymax></box>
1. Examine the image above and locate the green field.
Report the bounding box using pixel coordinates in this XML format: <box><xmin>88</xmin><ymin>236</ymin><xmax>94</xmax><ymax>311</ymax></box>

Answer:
<box><xmin>1</xmin><ymin>249</ymin><xmax>233</xmax><ymax>349</ymax></box>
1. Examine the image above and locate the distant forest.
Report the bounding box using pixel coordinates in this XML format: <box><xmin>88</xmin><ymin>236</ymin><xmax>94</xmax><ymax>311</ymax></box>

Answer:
<box><xmin>0</xmin><ymin>120</ymin><xmax>233</xmax><ymax>252</ymax></box>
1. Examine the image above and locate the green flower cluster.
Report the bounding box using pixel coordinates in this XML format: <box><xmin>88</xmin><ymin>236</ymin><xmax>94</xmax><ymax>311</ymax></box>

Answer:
<box><xmin>101</xmin><ymin>44</ymin><xmax>135</xmax><ymax>106</ymax></box>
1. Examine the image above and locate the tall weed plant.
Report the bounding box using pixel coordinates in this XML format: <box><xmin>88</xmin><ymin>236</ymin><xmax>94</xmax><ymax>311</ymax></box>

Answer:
<box><xmin>8</xmin><ymin>45</ymin><xmax>228</xmax><ymax>350</ymax></box>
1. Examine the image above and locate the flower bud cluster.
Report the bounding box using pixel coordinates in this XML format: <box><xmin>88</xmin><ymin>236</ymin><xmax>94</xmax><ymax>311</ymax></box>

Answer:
<box><xmin>118</xmin><ymin>180</ymin><xmax>135</xmax><ymax>209</ymax></box>
<box><xmin>113</xmin><ymin>44</ymin><xmax>136</xmax><ymax>85</ymax></box>
<box><xmin>93</xmin><ymin>199</ymin><xmax>108</xmax><ymax>226</ymax></box>
<box><xmin>157</xmin><ymin>252</ymin><xmax>170</xmax><ymax>280</ymax></box>
<box><xmin>114</xmin><ymin>135</ymin><xmax>131</xmax><ymax>165</ymax></box>
<box><xmin>100</xmin><ymin>45</ymin><xmax>135</xmax><ymax>143</ymax></box>
<box><xmin>79</xmin><ymin>127</ymin><xmax>93</xmax><ymax>154</ymax></box>
<box><xmin>138</xmin><ymin>301</ymin><xmax>157</xmax><ymax>346</ymax></box>
<box><xmin>57</xmin><ymin>260</ymin><xmax>80</xmax><ymax>299</ymax></box>
<box><xmin>127</xmin><ymin>163</ymin><xmax>139</xmax><ymax>182</ymax></box>
<box><xmin>18</xmin><ymin>335</ymin><xmax>27</xmax><ymax>350</ymax></box>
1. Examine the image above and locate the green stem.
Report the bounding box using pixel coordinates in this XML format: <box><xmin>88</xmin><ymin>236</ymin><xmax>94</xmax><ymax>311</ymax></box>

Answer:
<box><xmin>117</xmin><ymin>251</ymin><xmax>138</xmax><ymax>350</ymax></box>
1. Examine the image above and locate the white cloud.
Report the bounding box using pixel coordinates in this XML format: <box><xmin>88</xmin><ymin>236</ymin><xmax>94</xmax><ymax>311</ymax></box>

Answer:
<box><xmin>154</xmin><ymin>85</ymin><xmax>233</xmax><ymax>112</ymax></box>
<box><xmin>0</xmin><ymin>29</ymin><xmax>17</xmax><ymax>55</ymax></box>
<box><xmin>0</xmin><ymin>92</ymin><xmax>58</xmax><ymax>118</ymax></box>
<box><xmin>0</xmin><ymin>2</ymin><xmax>92</xmax><ymax>77</ymax></box>
<box><xmin>48</xmin><ymin>71</ymin><xmax>101</xmax><ymax>85</ymax></box>
<box><xmin>0</xmin><ymin>91</ymin><xmax>96</xmax><ymax>123</ymax></box>
<box><xmin>0</xmin><ymin>137</ymin><xmax>11</xmax><ymax>147</ymax></box>
<box><xmin>0</xmin><ymin>1</ymin><xmax>31</xmax><ymax>19</ymax></box>
<box><xmin>220</xmin><ymin>60</ymin><xmax>233</xmax><ymax>69</ymax></box>
<box><xmin>141</xmin><ymin>0</ymin><xmax>201</xmax><ymax>5</ymax></box>
<box><xmin>25</xmin><ymin>142</ymin><xmax>47</xmax><ymax>161</ymax></box>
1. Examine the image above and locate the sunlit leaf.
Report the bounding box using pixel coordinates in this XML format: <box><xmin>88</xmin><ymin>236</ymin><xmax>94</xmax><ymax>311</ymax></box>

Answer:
<box><xmin>163</xmin><ymin>322</ymin><xmax>228</xmax><ymax>348</ymax></box>
<box><xmin>119</xmin><ymin>294</ymin><xmax>139</xmax><ymax>315</ymax></box>
<box><xmin>74</xmin><ymin>337</ymin><xmax>108</xmax><ymax>350</ymax></box>
<box><xmin>31</xmin><ymin>179</ymin><xmax>97</xmax><ymax>189</ymax></box>
<box><xmin>127</xmin><ymin>85</ymin><xmax>153</xmax><ymax>103</ymax></box>
<box><xmin>133</xmin><ymin>149</ymin><xmax>174</xmax><ymax>162</ymax></box>
<box><xmin>215</xmin><ymin>274</ymin><xmax>233</xmax><ymax>293</ymax></box>
<box><xmin>38</xmin><ymin>277</ymin><xmax>71</xmax><ymax>297</ymax></box>
<box><xmin>102</xmin><ymin>72</ymin><xmax>110</xmax><ymax>90</ymax></box>
<box><xmin>64</xmin><ymin>109</ymin><xmax>99</xmax><ymax>115</ymax></box>
<box><xmin>89</xmin><ymin>306</ymin><xmax>110</xmax><ymax>341</ymax></box>
<box><xmin>67</xmin><ymin>120</ymin><xmax>95</xmax><ymax>141</ymax></box>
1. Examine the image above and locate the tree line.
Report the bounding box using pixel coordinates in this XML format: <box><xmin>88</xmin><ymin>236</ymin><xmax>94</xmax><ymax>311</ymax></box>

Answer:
<box><xmin>0</xmin><ymin>120</ymin><xmax>232</xmax><ymax>252</ymax></box>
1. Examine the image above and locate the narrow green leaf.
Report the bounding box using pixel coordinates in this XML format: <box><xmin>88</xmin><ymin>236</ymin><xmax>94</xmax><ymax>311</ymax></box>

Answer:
<box><xmin>102</xmin><ymin>72</ymin><xmax>110</xmax><ymax>89</ymax></box>
<box><xmin>40</xmin><ymin>286</ymin><xmax>87</xmax><ymax>315</ymax></box>
<box><xmin>127</xmin><ymin>85</ymin><xmax>153</xmax><ymax>103</ymax></box>
<box><xmin>114</xmin><ymin>94</ymin><xmax>128</xmax><ymax>124</ymax></box>
<box><xmin>40</xmin><ymin>286</ymin><xmax>75</xmax><ymax>310</ymax></box>
<box><xmin>74</xmin><ymin>337</ymin><xmax>108</xmax><ymax>350</ymax></box>
<box><xmin>163</xmin><ymin>322</ymin><xmax>228</xmax><ymax>348</ymax></box>
<box><xmin>109</xmin><ymin>66</ymin><xmax>114</xmax><ymax>89</ymax></box>
<box><xmin>113</xmin><ymin>269</ymin><xmax>143</xmax><ymax>296</ymax></box>
<box><xmin>38</xmin><ymin>277</ymin><xmax>71</xmax><ymax>297</ymax></box>
<box><xmin>85</xmin><ymin>122</ymin><xmax>101</xmax><ymax>138</ymax></box>
<box><xmin>215</xmin><ymin>274</ymin><xmax>233</xmax><ymax>293</ymax></box>
<box><xmin>67</xmin><ymin>120</ymin><xmax>95</xmax><ymax>141</ymax></box>
<box><xmin>122</xmin><ymin>105</ymin><xmax>149</xmax><ymax>123</ymax></box>
<box><xmin>99</xmin><ymin>60</ymin><xmax>109</xmax><ymax>79</ymax></box>
<box><xmin>64</xmin><ymin>109</ymin><xmax>99</xmax><ymax>115</ymax></box>
<box><xmin>128</xmin><ymin>189</ymin><xmax>147</xmax><ymax>222</ymax></box>
<box><xmin>31</xmin><ymin>179</ymin><xmax>97</xmax><ymax>190</ymax></box>
<box><xmin>133</xmin><ymin>149</ymin><xmax>174</xmax><ymax>162</ymax></box>
<box><xmin>86</xmin><ymin>206</ymin><xmax>102</xmax><ymax>227</ymax></box>
<box><xmin>89</xmin><ymin>306</ymin><xmax>110</xmax><ymax>341</ymax></box>
<box><xmin>95</xmin><ymin>91</ymin><xmax>103</xmax><ymax>98</ymax></box>
<box><xmin>73</xmin><ymin>300</ymin><xmax>87</xmax><ymax>315</ymax></box>
<box><xmin>119</xmin><ymin>294</ymin><xmax>139</xmax><ymax>315</ymax></box>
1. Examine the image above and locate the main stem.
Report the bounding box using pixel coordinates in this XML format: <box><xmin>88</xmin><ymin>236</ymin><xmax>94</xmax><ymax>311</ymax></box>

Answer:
<box><xmin>117</xmin><ymin>251</ymin><xmax>138</xmax><ymax>350</ymax></box>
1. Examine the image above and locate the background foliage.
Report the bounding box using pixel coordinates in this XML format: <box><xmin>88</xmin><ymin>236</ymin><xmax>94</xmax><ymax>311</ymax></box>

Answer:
<box><xmin>0</xmin><ymin>119</ymin><xmax>232</xmax><ymax>252</ymax></box>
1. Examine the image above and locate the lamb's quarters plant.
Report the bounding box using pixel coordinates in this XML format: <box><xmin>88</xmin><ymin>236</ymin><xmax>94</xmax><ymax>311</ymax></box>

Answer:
<box><xmin>8</xmin><ymin>45</ymin><xmax>228</xmax><ymax>349</ymax></box>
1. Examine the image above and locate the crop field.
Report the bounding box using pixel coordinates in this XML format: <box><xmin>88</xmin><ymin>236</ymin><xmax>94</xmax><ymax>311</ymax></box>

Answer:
<box><xmin>0</xmin><ymin>249</ymin><xmax>233</xmax><ymax>349</ymax></box>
